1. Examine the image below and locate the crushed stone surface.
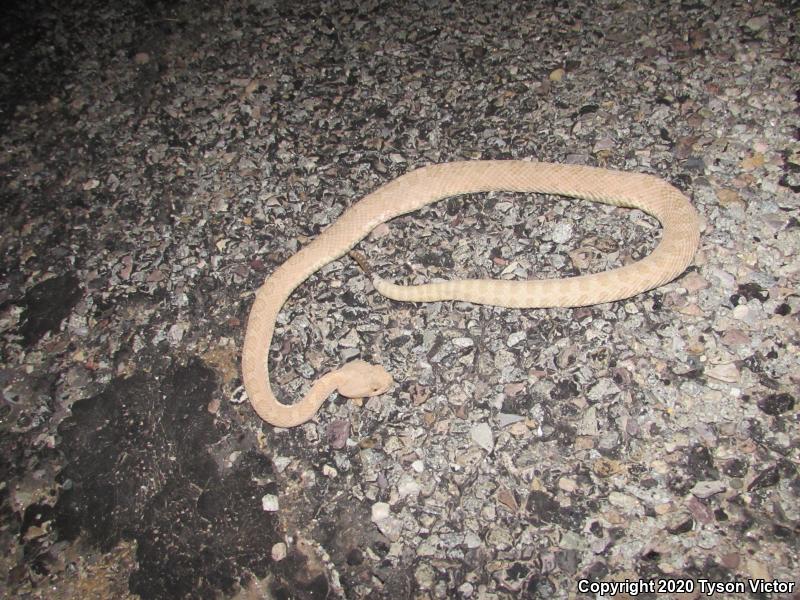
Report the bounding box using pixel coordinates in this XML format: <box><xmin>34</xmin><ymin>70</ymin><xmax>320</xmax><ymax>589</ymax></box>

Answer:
<box><xmin>0</xmin><ymin>0</ymin><xmax>798</xmax><ymax>598</ymax></box>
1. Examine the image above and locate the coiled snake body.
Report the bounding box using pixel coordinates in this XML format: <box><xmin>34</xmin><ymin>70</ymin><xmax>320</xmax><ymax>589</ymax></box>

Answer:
<box><xmin>242</xmin><ymin>161</ymin><xmax>700</xmax><ymax>427</ymax></box>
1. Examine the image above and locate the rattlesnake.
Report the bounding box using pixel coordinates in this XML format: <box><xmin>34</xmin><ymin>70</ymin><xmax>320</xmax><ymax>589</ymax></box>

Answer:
<box><xmin>242</xmin><ymin>161</ymin><xmax>700</xmax><ymax>427</ymax></box>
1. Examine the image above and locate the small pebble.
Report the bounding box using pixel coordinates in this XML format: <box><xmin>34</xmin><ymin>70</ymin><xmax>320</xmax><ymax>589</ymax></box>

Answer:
<box><xmin>506</xmin><ymin>331</ymin><xmax>526</xmax><ymax>347</ymax></box>
<box><xmin>261</xmin><ymin>494</ymin><xmax>279</xmax><ymax>512</ymax></box>
<box><xmin>397</xmin><ymin>475</ymin><xmax>421</xmax><ymax>499</ymax></box>
<box><xmin>705</xmin><ymin>362</ymin><xmax>739</xmax><ymax>383</ymax></box>
<box><xmin>470</xmin><ymin>423</ymin><xmax>494</xmax><ymax>452</ymax></box>
<box><xmin>371</xmin><ymin>502</ymin><xmax>390</xmax><ymax>523</ymax></box>
<box><xmin>271</xmin><ymin>542</ymin><xmax>287</xmax><ymax>561</ymax></box>
<box><xmin>691</xmin><ymin>481</ymin><xmax>726</xmax><ymax>499</ymax></box>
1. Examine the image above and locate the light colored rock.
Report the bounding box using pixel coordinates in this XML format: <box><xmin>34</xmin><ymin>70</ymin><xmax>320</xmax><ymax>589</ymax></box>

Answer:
<box><xmin>506</xmin><ymin>331</ymin><xmax>526</xmax><ymax>347</ymax></box>
<box><xmin>486</xmin><ymin>526</ymin><xmax>513</xmax><ymax>549</ymax></box>
<box><xmin>746</xmin><ymin>558</ymin><xmax>770</xmax><ymax>580</ymax></box>
<box><xmin>559</xmin><ymin>531</ymin><xmax>583</xmax><ymax>550</ymax></box>
<box><xmin>168</xmin><ymin>322</ymin><xmax>187</xmax><ymax>344</ymax></box>
<box><xmin>682</xmin><ymin>272</ymin><xmax>710</xmax><ymax>292</ymax></box>
<box><xmin>705</xmin><ymin>362</ymin><xmax>740</xmax><ymax>383</ymax></box>
<box><xmin>498</xmin><ymin>413</ymin><xmax>525</xmax><ymax>427</ymax></box>
<box><xmin>588</xmin><ymin>378</ymin><xmax>620</xmax><ymax>400</ymax></box>
<box><xmin>415</xmin><ymin>563</ymin><xmax>435</xmax><ymax>590</ymax></box>
<box><xmin>397</xmin><ymin>475</ymin><xmax>421</xmax><ymax>499</ymax></box>
<box><xmin>578</xmin><ymin>406</ymin><xmax>599</xmax><ymax>436</ymax></box>
<box><xmin>377</xmin><ymin>516</ymin><xmax>404</xmax><ymax>541</ymax></box>
<box><xmin>271</xmin><ymin>542</ymin><xmax>287</xmax><ymax>561</ymax></box>
<box><xmin>272</xmin><ymin>456</ymin><xmax>291</xmax><ymax>473</ymax></box>
<box><xmin>471</xmin><ymin>422</ymin><xmax>494</xmax><ymax>452</ymax></box>
<box><xmin>593</xmin><ymin>137</ymin><xmax>614</xmax><ymax>152</ymax></box>
<box><xmin>691</xmin><ymin>480</ymin><xmax>726</xmax><ymax>498</ymax></box>
<box><xmin>731</xmin><ymin>303</ymin><xmax>762</xmax><ymax>324</ymax></box>
<box><xmin>464</xmin><ymin>531</ymin><xmax>482</xmax><ymax>549</ymax></box>
<box><xmin>371</xmin><ymin>501</ymin><xmax>390</xmax><ymax>523</ymax></box>
<box><xmin>558</xmin><ymin>477</ymin><xmax>577</xmax><ymax>493</ymax></box>
<box><xmin>416</xmin><ymin>537</ymin><xmax>437</xmax><ymax>556</ymax></box>
<box><xmin>745</xmin><ymin>16</ymin><xmax>768</xmax><ymax>31</ymax></box>
<box><xmin>261</xmin><ymin>494</ymin><xmax>279</xmax><ymax>512</ymax></box>
<box><xmin>339</xmin><ymin>328</ymin><xmax>360</xmax><ymax>348</ymax></box>
<box><xmin>551</xmin><ymin>221</ymin><xmax>574</xmax><ymax>244</ymax></box>
<box><xmin>608</xmin><ymin>492</ymin><xmax>642</xmax><ymax>513</ymax></box>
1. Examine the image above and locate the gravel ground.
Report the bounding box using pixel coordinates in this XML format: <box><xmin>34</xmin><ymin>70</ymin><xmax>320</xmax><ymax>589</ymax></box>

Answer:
<box><xmin>1</xmin><ymin>1</ymin><xmax>798</xmax><ymax>599</ymax></box>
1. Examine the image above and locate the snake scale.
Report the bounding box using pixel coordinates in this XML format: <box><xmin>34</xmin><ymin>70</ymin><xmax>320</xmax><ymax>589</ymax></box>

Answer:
<box><xmin>242</xmin><ymin>161</ymin><xmax>700</xmax><ymax>427</ymax></box>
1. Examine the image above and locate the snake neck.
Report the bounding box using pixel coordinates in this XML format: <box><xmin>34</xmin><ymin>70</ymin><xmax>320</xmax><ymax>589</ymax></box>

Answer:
<box><xmin>253</xmin><ymin>369</ymin><xmax>343</xmax><ymax>428</ymax></box>
<box><xmin>242</xmin><ymin>271</ymin><xmax>347</xmax><ymax>427</ymax></box>
<box><xmin>244</xmin><ymin>323</ymin><xmax>345</xmax><ymax>427</ymax></box>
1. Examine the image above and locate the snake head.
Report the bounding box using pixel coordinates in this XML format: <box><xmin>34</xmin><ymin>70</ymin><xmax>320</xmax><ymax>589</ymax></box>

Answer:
<box><xmin>336</xmin><ymin>360</ymin><xmax>393</xmax><ymax>398</ymax></box>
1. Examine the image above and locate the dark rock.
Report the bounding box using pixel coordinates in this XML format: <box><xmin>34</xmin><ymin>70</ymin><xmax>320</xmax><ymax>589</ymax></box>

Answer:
<box><xmin>18</xmin><ymin>273</ymin><xmax>82</xmax><ymax>346</ymax></box>
<box><xmin>756</xmin><ymin>392</ymin><xmax>795</xmax><ymax>416</ymax></box>
<box><xmin>747</xmin><ymin>465</ymin><xmax>781</xmax><ymax>492</ymax></box>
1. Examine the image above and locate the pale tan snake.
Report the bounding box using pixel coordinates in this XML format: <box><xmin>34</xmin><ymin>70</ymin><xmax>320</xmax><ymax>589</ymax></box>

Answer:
<box><xmin>242</xmin><ymin>161</ymin><xmax>700</xmax><ymax>427</ymax></box>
